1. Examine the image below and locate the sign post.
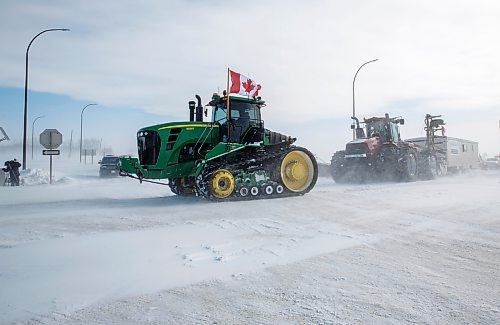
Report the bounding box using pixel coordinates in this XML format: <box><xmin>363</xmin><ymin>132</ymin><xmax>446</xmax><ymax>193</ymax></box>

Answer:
<box><xmin>40</xmin><ymin>129</ymin><xmax>62</xmax><ymax>184</ymax></box>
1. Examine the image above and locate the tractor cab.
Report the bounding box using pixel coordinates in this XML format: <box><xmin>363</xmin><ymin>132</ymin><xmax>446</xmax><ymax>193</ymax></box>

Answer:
<box><xmin>209</xmin><ymin>94</ymin><xmax>265</xmax><ymax>144</ymax></box>
<box><xmin>363</xmin><ymin>114</ymin><xmax>404</xmax><ymax>143</ymax></box>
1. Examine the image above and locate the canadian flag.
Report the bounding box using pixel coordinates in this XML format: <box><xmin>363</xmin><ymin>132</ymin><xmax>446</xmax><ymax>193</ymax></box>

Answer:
<box><xmin>229</xmin><ymin>69</ymin><xmax>261</xmax><ymax>97</ymax></box>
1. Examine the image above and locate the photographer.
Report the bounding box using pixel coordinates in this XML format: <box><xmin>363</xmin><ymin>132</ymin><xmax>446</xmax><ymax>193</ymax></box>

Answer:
<box><xmin>2</xmin><ymin>159</ymin><xmax>21</xmax><ymax>186</ymax></box>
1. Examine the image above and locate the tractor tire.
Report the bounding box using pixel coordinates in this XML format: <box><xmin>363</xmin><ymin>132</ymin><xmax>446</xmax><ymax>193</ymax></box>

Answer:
<box><xmin>169</xmin><ymin>178</ymin><xmax>196</xmax><ymax>196</ymax></box>
<box><xmin>331</xmin><ymin>170</ymin><xmax>348</xmax><ymax>184</ymax></box>
<box><xmin>279</xmin><ymin>147</ymin><xmax>318</xmax><ymax>194</ymax></box>
<box><xmin>399</xmin><ymin>151</ymin><xmax>418</xmax><ymax>182</ymax></box>
<box><xmin>330</xmin><ymin>150</ymin><xmax>347</xmax><ymax>184</ymax></box>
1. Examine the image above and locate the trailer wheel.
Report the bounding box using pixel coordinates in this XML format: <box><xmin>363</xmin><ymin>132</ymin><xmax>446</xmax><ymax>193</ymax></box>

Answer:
<box><xmin>421</xmin><ymin>155</ymin><xmax>438</xmax><ymax>180</ymax></box>
<box><xmin>437</xmin><ymin>161</ymin><xmax>447</xmax><ymax>176</ymax></box>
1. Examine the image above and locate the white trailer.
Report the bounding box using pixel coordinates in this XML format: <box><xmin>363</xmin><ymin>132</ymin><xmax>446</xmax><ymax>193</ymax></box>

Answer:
<box><xmin>406</xmin><ymin>136</ymin><xmax>480</xmax><ymax>172</ymax></box>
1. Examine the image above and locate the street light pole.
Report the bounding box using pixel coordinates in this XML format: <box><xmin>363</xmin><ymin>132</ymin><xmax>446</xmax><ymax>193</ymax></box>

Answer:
<box><xmin>80</xmin><ymin>104</ymin><xmax>97</xmax><ymax>163</ymax></box>
<box><xmin>31</xmin><ymin>115</ymin><xmax>45</xmax><ymax>160</ymax></box>
<box><xmin>352</xmin><ymin>59</ymin><xmax>378</xmax><ymax>139</ymax></box>
<box><xmin>22</xmin><ymin>28</ymin><xmax>70</xmax><ymax>170</ymax></box>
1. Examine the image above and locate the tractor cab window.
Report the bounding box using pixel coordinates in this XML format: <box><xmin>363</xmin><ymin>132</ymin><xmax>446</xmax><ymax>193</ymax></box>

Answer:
<box><xmin>213</xmin><ymin>105</ymin><xmax>227</xmax><ymax>124</ymax></box>
<box><xmin>212</xmin><ymin>101</ymin><xmax>262</xmax><ymax>143</ymax></box>
<box><xmin>366</xmin><ymin>121</ymin><xmax>391</xmax><ymax>142</ymax></box>
<box><xmin>390</xmin><ymin>123</ymin><xmax>401</xmax><ymax>142</ymax></box>
<box><xmin>212</xmin><ymin>102</ymin><xmax>261</xmax><ymax>124</ymax></box>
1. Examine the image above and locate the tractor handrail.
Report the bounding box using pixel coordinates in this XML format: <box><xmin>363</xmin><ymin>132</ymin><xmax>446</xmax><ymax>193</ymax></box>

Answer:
<box><xmin>195</xmin><ymin>116</ymin><xmax>227</xmax><ymax>155</ymax></box>
<box><xmin>195</xmin><ymin>123</ymin><xmax>218</xmax><ymax>156</ymax></box>
<box><xmin>194</xmin><ymin>124</ymin><xmax>209</xmax><ymax>149</ymax></box>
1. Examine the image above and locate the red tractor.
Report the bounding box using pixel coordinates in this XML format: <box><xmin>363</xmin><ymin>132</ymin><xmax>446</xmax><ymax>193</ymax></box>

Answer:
<box><xmin>330</xmin><ymin>114</ymin><xmax>440</xmax><ymax>183</ymax></box>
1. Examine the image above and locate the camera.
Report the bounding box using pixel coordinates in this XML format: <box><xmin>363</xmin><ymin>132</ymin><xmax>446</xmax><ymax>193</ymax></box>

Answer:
<box><xmin>2</xmin><ymin>159</ymin><xmax>20</xmax><ymax>186</ymax></box>
<box><xmin>3</xmin><ymin>160</ymin><xmax>13</xmax><ymax>172</ymax></box>
<box><xmin>2</xmin><ymin>160</ymin><xmax>19</xmax><ymax>172</ymax></box>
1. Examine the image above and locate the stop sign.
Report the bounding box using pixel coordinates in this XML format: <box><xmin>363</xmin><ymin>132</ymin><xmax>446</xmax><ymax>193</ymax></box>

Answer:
<box><xmin>40</xmin><ymin>129</ymin><xmax>63</xmax><ymax>149</ymax></box>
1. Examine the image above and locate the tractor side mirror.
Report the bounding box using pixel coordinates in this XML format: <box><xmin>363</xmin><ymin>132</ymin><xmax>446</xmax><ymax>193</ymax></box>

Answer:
<box><xmin>399</xmin><ymin>119</ymin><xmax>405</xmax><ymax>125</ymax></box>
<box><xmin>98</xmin><ymin>161</ymin><xmax>101</xmax><ymax>164</ymax></box>
<box><xmin>356</xmin><ymin>128</ymin><xmax>365</xmax><ymax>139</ymax></box>
<box><xmin>350</xmin><ymin>124</ymin><xmax>355</xmax><ymax>130</ymax></box>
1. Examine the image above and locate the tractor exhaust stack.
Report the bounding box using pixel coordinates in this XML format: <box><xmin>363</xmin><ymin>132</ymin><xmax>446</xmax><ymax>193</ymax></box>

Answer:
<box><xmin>188</xmin><ymin>101</ymin><xmax>196</xmax><ymax>122</ymax></box>
<box><xmin>195</xmin><ymin>95</ymin><xmax>203</xmax><ymax>122</ymax></box>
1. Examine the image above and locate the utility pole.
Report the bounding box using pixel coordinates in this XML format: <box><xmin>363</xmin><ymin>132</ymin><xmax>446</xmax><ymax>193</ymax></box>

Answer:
<box><xmin>69</xmin><ymin>130</ymin><xmax>73</xmax><ymax>158</ymax></box>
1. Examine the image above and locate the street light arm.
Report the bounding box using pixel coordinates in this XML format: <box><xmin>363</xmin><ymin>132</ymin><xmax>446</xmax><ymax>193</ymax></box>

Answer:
<box><xmin>33</xmin><ymin>115</ymin><xmax>45</xmax><ymax>123</ymax></box>
<box><xmin>81</xmin><ymin>103</ymin><xmax>97</xmax><ymax>118</ymax></box>
<box><xmin>353</xmin><ymin>59</ymin><xmax>378</xmax><ymax>85</ymax></box>
<box><xmin>26</xmin><ymin>29</ymin><xmax>71</xmax><ymax>54</ymax></box>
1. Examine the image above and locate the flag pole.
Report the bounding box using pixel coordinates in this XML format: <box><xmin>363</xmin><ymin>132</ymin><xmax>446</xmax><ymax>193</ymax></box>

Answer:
<box><xmin>226</xmin><ymin>68</ymin><xmax>231</xmax><ymax>146</ymax></box>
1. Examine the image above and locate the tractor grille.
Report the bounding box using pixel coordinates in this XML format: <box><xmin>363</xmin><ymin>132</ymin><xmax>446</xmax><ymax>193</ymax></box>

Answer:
<box><xmin>346</xmin><ymin>142</ymin><xmax>369</xmax><ymax>155</ymax></box>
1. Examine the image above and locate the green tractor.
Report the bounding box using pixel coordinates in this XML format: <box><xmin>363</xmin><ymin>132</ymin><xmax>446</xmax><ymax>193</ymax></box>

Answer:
<box><xmin>119</xmin><ymin>93</ymin><xmax>318</xmax><ymax>200</ymax></box>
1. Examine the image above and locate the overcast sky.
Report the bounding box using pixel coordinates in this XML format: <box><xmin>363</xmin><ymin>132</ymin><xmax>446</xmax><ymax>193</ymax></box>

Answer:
<box><xmin>0</xmin><ymin>0</ymin><xmax>499</xmax><ymax>159</ymax></box>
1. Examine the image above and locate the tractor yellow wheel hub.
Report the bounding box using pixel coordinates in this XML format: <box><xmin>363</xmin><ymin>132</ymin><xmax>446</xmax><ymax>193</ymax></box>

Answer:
<box><xmin>210</xmin><ymin>169</ymin><xmax>235</xmax><ymax>199</ymax></box>
<box><xmin>280</xmin><ymin>150</ymin><xmax>315</xmax><ymax>192</ymax></box>
<box><xmin>291</xmin><ymin>163</ymin><xmax>306</xmax><ymax>180</ymax></box>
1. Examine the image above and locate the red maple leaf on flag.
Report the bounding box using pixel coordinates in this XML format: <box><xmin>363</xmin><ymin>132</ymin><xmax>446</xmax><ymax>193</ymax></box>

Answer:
<box><xmin>229</xmin><ymin>69</ymin><xmax>262</xmax><ymax>97</ymax></box>
<box><xmin>242</xmin><ymin>79</ymin><xmax>255</xmax><ymax>93</ymax></box>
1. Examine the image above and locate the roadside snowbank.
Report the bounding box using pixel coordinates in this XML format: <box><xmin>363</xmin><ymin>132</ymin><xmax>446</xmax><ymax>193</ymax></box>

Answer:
<box><xmin>19</xmin><ymin>168</ymin><xmax>72</xmax><ymax>186</ymax></box>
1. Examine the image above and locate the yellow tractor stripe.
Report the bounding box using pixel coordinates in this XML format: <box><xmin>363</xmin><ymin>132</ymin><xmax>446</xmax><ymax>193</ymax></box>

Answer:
<box><xmin>158</xmin><ymin>124</ymin><xmax>219</xmax><ymax>130</ymax></box>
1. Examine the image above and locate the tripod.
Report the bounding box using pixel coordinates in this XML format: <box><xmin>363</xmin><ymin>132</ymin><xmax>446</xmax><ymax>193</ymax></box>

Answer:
<box><xmin>3</xmin><ymin>172</ymin><xmax>10</xmax><ymax>186</ymax></box>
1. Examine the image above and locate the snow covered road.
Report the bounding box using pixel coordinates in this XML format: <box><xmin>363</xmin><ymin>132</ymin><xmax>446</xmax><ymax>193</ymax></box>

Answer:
<box><xmin>1</xmin><ymin>170</ymin><xmax>499</xmax><ymax>324</ymax></box>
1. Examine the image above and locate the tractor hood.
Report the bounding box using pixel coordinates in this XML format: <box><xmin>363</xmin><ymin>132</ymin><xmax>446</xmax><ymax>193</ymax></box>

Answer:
<box><xmin>345</xmin><ymin>136</ymin><xmax>381</xmax><ymax>156</ymax></box>
<box><xmin>119</xmin><ymin>120</ymin><xmax>220</xmax><ymax>179</ymax></box>
<box><xmin>137</xmin><ymin>121</ymin><xmax>219</xmax><ymax>164</ymax></box>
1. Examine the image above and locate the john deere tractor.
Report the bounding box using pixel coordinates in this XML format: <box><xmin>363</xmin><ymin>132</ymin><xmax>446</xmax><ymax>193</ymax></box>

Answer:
<box><xmin>330</xmin><ymin>113</ymin><xmax>439</xmax><ymax>183</ymax></box>
<box><xmin>119</xmin><ymin>94</ymin><xmax>318</xmax><ymax>200</ymax></box>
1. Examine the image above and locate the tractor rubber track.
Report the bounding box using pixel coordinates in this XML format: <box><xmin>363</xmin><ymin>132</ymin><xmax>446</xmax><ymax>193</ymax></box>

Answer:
<box><xmin>195</xmin><ymin>146</ymin><xmax>309</xmax><ymax>201</ymax></box>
